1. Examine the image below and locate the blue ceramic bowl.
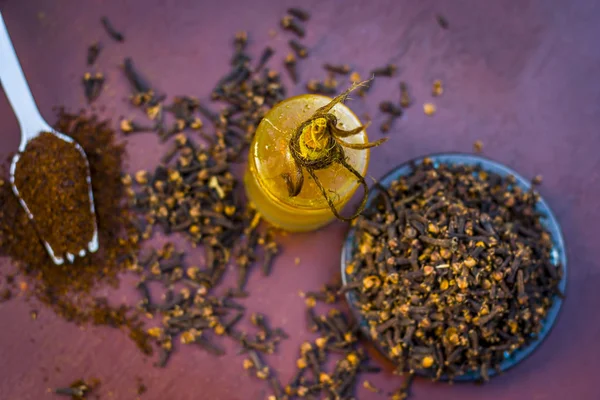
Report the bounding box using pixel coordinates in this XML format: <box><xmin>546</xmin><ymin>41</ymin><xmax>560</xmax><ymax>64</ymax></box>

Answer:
<box><xmin>341</xmin><ymin>153</ymin><xmax>567</xmax><ymax>381</ymax></box>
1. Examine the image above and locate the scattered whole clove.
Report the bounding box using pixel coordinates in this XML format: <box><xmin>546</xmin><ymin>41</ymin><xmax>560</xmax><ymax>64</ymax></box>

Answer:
<box><xmin>306</xmin><ymin>79</ymin><xmax>336</xmax><ymax>95</ymax></box>
<box><xmin>281</xmin><ymin>15</ymin><xmax>306</xmax><ymax>38</ymax></box>
<box><xmin>234</xmin><ymin>31</ymin><xmax>248</xmax><ymax>52</ymax></box>
<box><xmin>82</xmin><ymin>72</ymin><xmax>105</xmax><ymax>103</ymax></box>
<box><xmin>120</xmin><ymin>119</ymin><xmax>155</xmax><ymax>134</ymax></box>
<box><xmin>86</xmin><ymin>42</ymin><xmax>102</xmax><ymax>66</ymax></box>
<box><xmin>287</xmin><ymin>7</ymin><xmax>311</xmax><ymax>21</ymax></box>
<box><xmin>379</xmin><ymin>101</ymin><xmax>403</xmax><ymax>133</ymax></box>
<box><xmin>284</xmin><ymin>53</ymin><xmax>298</xmax><ymax>84</ymax></box>
<box><xmin>255</xmin><ymin>47</ymin><xmax>275</xmax><ymax>72</ymax></box>
<box><xmin>379</xmin><ymin>101</ymin><xmax>403</xmax><ymax>117</ymax></box>
<box><xmin>437</xmin><ymin>14</ymin><xmax>449</xmax><ymax>29</ymax></box>
<box><xmin>100</xmin><ymin>16</ymin><xmax>124</xmax><ymax>42</ymax></box>
<box><xmin>289</xmin><ymin>39</ymin><xmax>308</xmax><ymax>58</ymax></box>
<box><xmin>371</xmin><ymin>64</ymin><xmax>397</xmax><ymax>77</ymax></box>
<box><xmin>323</xmin><ymin>63</ymin><xmax>351</xmax><ymax>75</ymax></box>
<box><xmin>122</xmin><ymin>57</ymin><xmax>151</xmax><ymax>95</ymax></box>
<box><xmin>399</xmin><ymin>81</ymin><xmax>412</xmax><ymax>108</ymax></box>
<box><xmin>432</xmin><ymin>79</ymin><xmax>443</xmax><ymax>97</ymax></box>
<box><xmin>54</xmin><ymin>379</ymin><xmax>99</xmax><ymax>399</ymax></box>
<box><xmin>423</xmin><ymin>102</ymin><xmax>436</xmax><ymax>116</ymax></box>
<box><xmin>380</xmin><ymin>116</ymin><xmax>397</xmax><ymax>134</ymax></box>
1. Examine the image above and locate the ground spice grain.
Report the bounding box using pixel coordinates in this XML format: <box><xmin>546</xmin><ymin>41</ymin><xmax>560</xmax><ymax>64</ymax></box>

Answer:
<box><xmin>13</xmin><ymin>132</ymin><xmax>95</xmax><ymax>258</ymax></box>
<box><xmin>0</xmin><ymin>110</ymin><xmax>152</xmax><ymax>354</ymax></box>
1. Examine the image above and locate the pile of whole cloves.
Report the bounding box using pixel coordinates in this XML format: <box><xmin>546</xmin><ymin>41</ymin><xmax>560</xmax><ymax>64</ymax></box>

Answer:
<box><xmin>115</xmin><ymin>21</ymin><xmax>299</xmax><ymax>397</ymax></box>
<box><xmin>132</xmin><ymin>242</ymin><xmax>288</xmax><ymax>371</ymax></box>
<box><xmin>277</xmin><ymin>282</ymin><xmax>415</xmax><ymax>400</ymax></box>
<box><xmin>125</xmin><ymin>129</ymin><xmax>281</xmax><ymax>291</ymax></box>
<box><xmin>119</xmin><ymin>43</ymin><xmax>287</xmax><ymax>164</ymax></box>
<box><xmin>283</xmin><ymin>283</ymin><xmax>383</xmax><ymax>399</ymax></box>
<box><xmin>123</xmin><ymin>99</ymin><xmax>286</xmax><ymax>367</ymax></box>
<box><xmin>342</xmin><ymin>159</ymin><xmax>563</xmax><ymax>383</ymax></box>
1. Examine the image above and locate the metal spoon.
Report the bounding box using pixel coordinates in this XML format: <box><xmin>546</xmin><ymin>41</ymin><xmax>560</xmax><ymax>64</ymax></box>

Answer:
<box><xmin>0</xmin><ymin>12</ymin><xmax>98</xmax><ymax>265</ymax></box>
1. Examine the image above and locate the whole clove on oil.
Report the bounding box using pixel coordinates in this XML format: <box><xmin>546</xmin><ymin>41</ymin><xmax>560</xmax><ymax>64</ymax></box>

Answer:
<box><xmin>244</xmin><ymin>83</ymin><xmax>387</xmax><ymax>231</ymax></box>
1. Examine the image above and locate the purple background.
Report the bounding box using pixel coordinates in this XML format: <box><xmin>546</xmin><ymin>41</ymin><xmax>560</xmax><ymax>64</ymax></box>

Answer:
<box><xmin>1</xmin><ymin>0</ymin><xmax>599</xmax><ymax>399</ymax></box>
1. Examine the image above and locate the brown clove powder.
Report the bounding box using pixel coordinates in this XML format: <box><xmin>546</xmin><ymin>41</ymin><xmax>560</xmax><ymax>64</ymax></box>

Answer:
<box><xmin>0</xmin><ymin>110</ymin><xmax>151</xmax><ymax>355</ymax></box>
<box><xmin>13</xmin><ymin>131</ymin><xmax>95</xmax><ymax>257</ymax></box>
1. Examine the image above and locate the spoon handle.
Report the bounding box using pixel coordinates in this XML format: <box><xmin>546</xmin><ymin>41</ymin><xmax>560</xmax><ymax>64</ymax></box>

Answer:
<box><xmin>0</xmin><ymin>12</ymin><xmax>50</xmax><ymax>151</ymax></box>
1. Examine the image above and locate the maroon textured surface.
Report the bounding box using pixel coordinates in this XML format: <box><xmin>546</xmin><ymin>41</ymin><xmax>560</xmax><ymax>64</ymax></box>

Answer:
<box><xmin>1</xmin><ymin>0</ymin><xmax>599</xmax><ymax>399</ymax></box>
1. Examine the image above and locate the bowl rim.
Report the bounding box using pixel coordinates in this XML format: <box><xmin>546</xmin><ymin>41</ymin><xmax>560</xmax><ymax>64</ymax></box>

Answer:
<box><xmin>340</xmin><ymin>152</ymin><xmax>568</xmax><ymax>382</ymax></box>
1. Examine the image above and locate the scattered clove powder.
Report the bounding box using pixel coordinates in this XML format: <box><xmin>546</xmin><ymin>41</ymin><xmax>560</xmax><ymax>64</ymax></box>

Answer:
<box><xmin>0</xmin><ymin>111</ymin><xmax>151</xmax><ymax>354</ymax></box>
